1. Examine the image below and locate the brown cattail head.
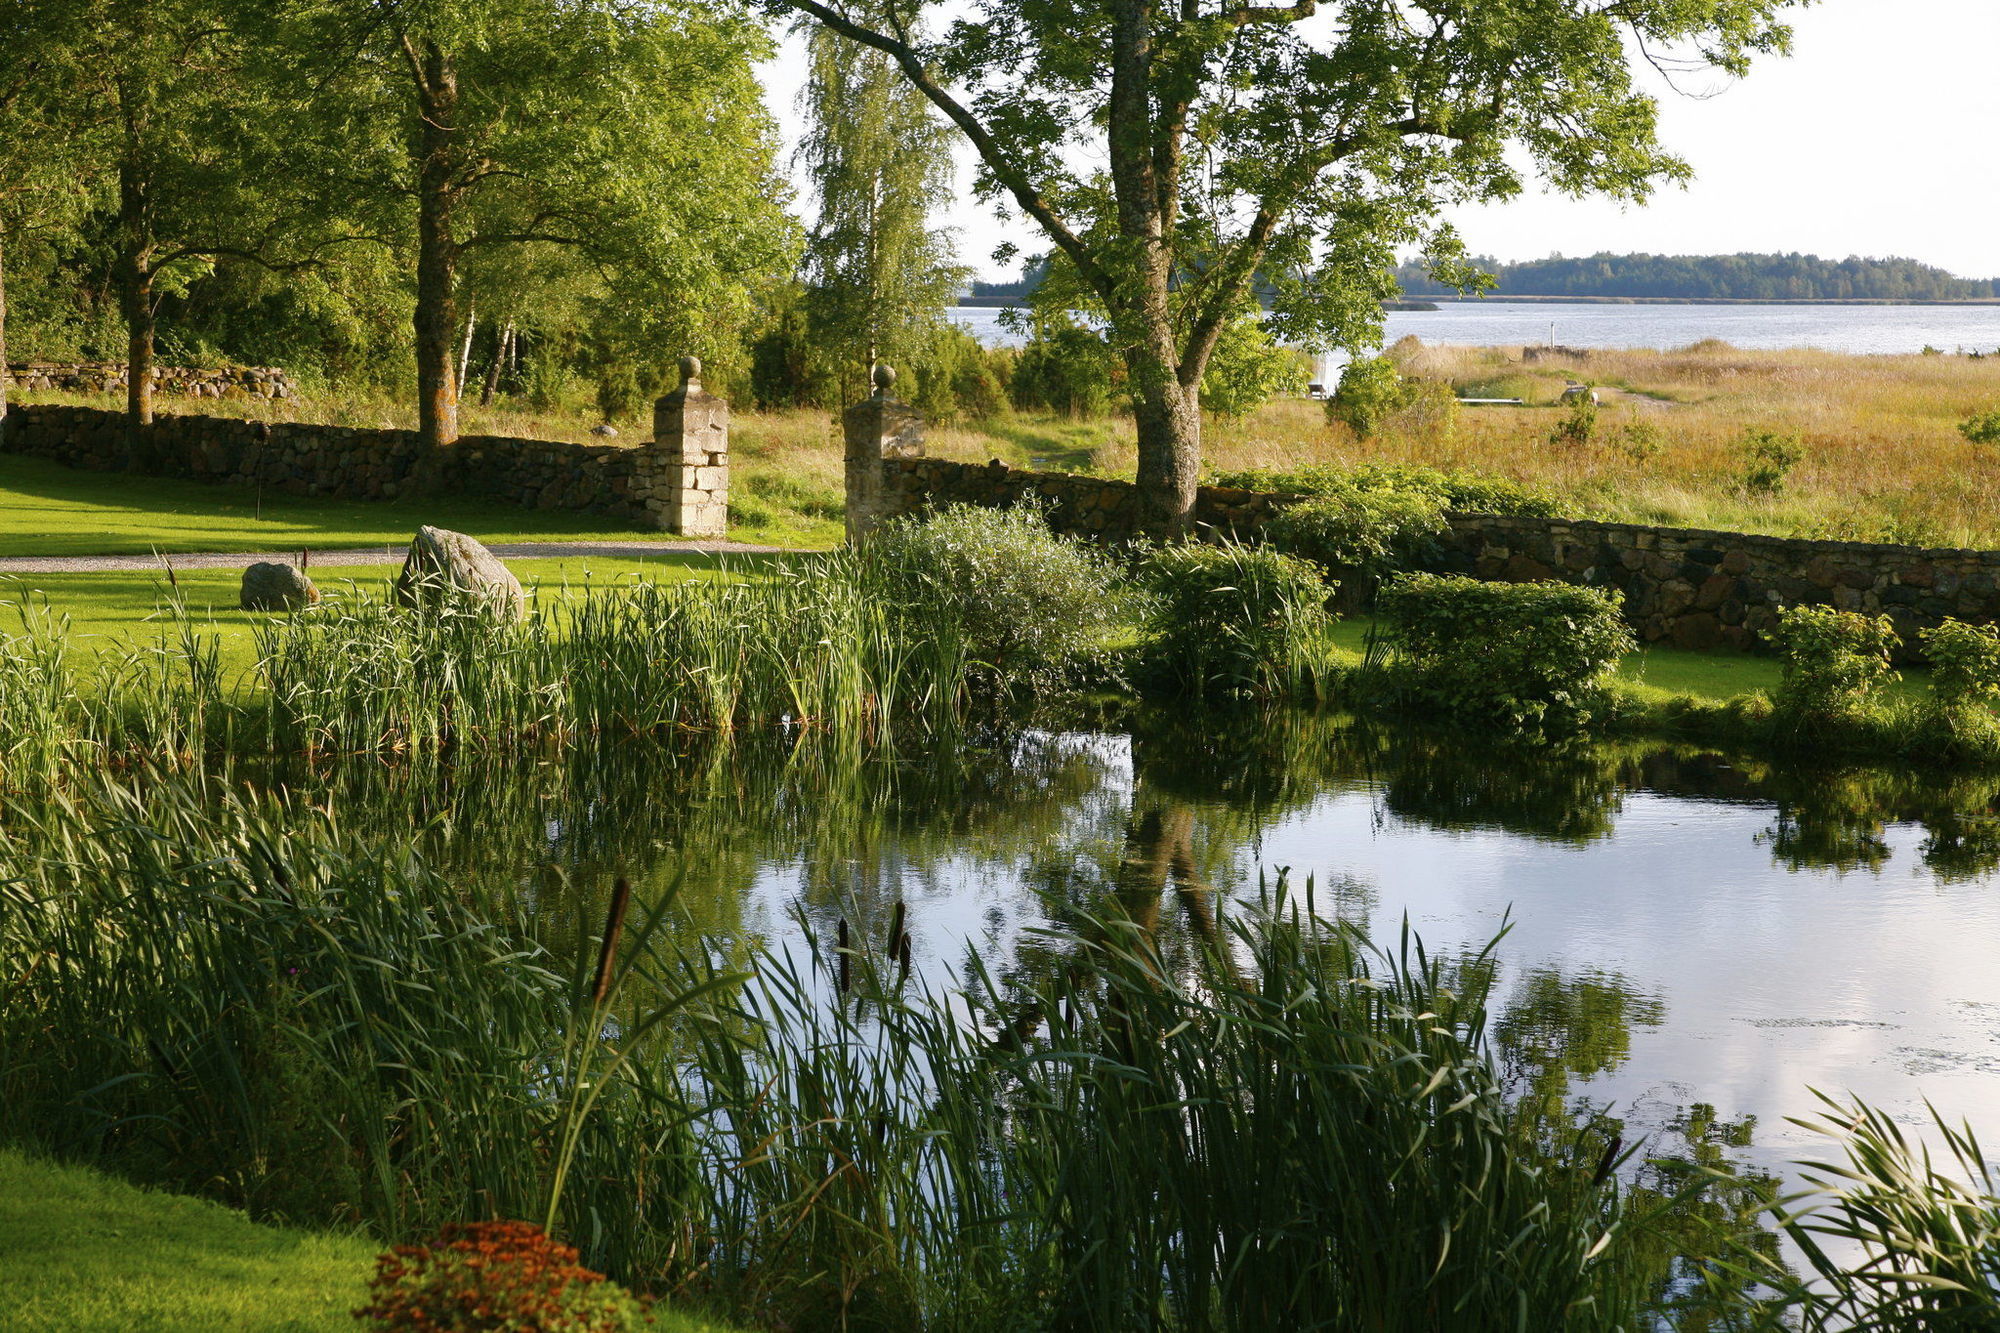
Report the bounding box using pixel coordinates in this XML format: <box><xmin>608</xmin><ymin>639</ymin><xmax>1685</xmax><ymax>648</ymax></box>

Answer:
<box><xmin>897</xmin><ymin>932</ymin><xmax>912</xmax><ymax>986</ymax></box>
<box><xmin>887</xmin><ymin>901</ymin><xmax>905</xmax><ymax>964</ymax></box>
<box><xmin>1591</xmin><ymin>1135</ymin><xmax>1624</xmax><ymax>1189</ymax></box>
<box><xmin>590</xmin><ymin>877</ymin><xmax>633</xmax><ymax>1007</ymax></box>
<box><xmin>837</xmin><ymin>917</ymin><xmax>850</xmax><ymax>993</ymax></box>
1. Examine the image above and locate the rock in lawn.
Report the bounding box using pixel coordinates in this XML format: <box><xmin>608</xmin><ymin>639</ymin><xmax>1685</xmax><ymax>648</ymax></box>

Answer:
<box><xmin>239</xmin><ymin>561</ymin><xmax>319</xmax><ymax>612</ymax></box>
<box><xmin>393</xmin><ymin>525</ymin><xmax>526</xmax><ymax>623</ymax></box>
<box><xmin>590</xmin><ymin>423</ymin><xmax>618</xmax><ymax>438</ymax></box>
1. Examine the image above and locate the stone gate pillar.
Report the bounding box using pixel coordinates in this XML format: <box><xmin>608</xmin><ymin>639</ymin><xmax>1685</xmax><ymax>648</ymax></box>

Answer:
<box><xmin>648</xmin><ymin>356</ymin><xmax>728</xmax><ymax>537</ymax></box>
<box><xmin>843</xmin><ymin>364</ymin><xmax>924</xmax><ymax>542</ymax></box>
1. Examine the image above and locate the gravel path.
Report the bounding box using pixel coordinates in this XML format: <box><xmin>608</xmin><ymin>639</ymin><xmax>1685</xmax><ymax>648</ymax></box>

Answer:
<box><xmin>0</xmin><ymin>538</ymin><xmax>788</xmax><ymax>576</ymax></box>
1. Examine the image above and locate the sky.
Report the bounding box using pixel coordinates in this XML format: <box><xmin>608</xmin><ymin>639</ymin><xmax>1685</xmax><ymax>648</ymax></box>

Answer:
<box><xmin>759</xmin><ymin>0</ymin><xmax>2000</xmax><ymax>282</ymax></box>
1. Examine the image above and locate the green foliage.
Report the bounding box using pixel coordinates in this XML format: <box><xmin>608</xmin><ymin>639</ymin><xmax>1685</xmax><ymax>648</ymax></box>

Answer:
<box><xmin>1549</xmin><ymin>397</ymin><xmax>1600</xmax><ymax>448</ymax></box>
<box><xmin>1327</xmin><ymin>355</ymin><xmax>1412</xmax><ymax>439</ymax></box>
<box><xmin>1767</xmin><ymin>603</ymin><xmax>1899</xmax><ymax>722</ymax></box>
<box><xmin>1214</xmin><ymin>461</ymin><xmax>1565</xmax><ymax>519</ymax></box>
<box><xmin>1958</xmin><ymin>410</ymin><xmax>2000</xmax><ymax>445</ymax></box>
<box><xmin>1613</xmin><ymin>419</ymin><xmax>1664</xmax><ymax>461</ymax></box>
<box><xmin>1725</xmin><ymin>1096</ymin><xmax>2000</xmax><ymax>1331</ymax></box>
<box><xmin>1374</xmin><ymin>573</ymin><xmax>1636</xmax><ymax>731</ymax></box>
<box><xmin>1009</xmin><ymin>322</ymin><xmax>1124</xmax><ymax>417</ymax></box>
<box><xmin>1137</xmin><ymin>541</ymin><xmax>1330</xmax><ymax>697</ymax></box>
<box><xmin>1737</xmin><ymin>429</ymin><xmax>1807</xmax><ymax>495</ymax></box>
<box><xmin>1262</xmin><ymin>485</ymin><xmax>1447</xmax><ymax>594</ymax></box>
<box><xmin>1198</xmin><ymin>314</ymin><xmax>1310</xmax><ymax>419</ymax></box>
<box><xmin>796</xmin><ymin>1</ymin><xmax>965</xmax><ymax>402</ymax></box>
<box><xmin>1923</xmin><ymin>620</ymin><xmax>2000</xmax><ymax>711</ymax></box>
<box><xmin>860</xmin><ymin>504</ymin><xmax>1124</xmax><ymax>690</ymax></box>
<box><xmin>1916</xmin><ymin>619</ymin><xmax>2000</xmax><ymax>757</ymax></box>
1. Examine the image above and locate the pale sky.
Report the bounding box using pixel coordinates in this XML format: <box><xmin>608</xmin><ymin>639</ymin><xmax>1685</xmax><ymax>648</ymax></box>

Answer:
<box><xmin>761</xmin><ymin>0</ymin><xmax>2000</xmax><ymax>282</ymax></box>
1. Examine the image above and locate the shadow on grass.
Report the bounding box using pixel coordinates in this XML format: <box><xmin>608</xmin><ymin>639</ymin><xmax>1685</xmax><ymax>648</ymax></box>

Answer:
<box><xmin>0</xmin><ymin>453</ymin><xmax>664</xmax><ymax>558</ymax></box>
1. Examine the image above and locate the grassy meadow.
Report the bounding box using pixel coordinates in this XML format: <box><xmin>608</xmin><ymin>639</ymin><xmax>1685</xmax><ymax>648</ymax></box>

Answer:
<box><xmin>16</xmin><ymin>338</ymin><xmax>2000</xmax><ymax>553</ymax></box>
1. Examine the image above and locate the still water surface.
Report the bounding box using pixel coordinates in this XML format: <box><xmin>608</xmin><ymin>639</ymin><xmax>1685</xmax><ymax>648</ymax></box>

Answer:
<box><xmin>949</xmin><ymin>300</ymin><xmax>2000</xmax><ymax>357</ymax></box>
<box><xmin>345</xmin><ymin>712</ymin><xmax>2000</xmax><ymax>1185</ymax></box>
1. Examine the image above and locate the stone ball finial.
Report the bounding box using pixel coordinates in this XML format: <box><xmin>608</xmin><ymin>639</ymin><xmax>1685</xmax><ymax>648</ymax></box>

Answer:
<box><xmin>872</xmin><ymin>363</ymin><xmax>897</xmax><ymax>393</ymax></box>
<box><xmin>680</xmin><ymin>355</ymin><xmax>702</xmax><ymax>384</ymax></box>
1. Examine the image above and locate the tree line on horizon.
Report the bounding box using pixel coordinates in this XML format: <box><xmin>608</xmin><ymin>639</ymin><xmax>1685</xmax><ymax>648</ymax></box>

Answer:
<box><xmin>1394</xmin><ymin>252</ymin><xmax>1999</xmax><ymax>302</ymax></box>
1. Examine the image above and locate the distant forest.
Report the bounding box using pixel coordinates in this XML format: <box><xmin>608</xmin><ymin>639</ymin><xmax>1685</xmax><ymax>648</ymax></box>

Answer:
<box><xmin>1393</xmin><ymin>253</ymin><xmax>2000</xmax><ymax>302</ymax></box>
<box><xmin>964</xmin><ymin>253</ymin><xmax>2000</xmax><ymax>305</ymax></box>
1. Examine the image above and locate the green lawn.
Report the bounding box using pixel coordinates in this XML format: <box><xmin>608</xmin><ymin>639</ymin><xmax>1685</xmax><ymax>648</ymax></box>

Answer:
<box><xmin>1325</xmin><ymin>615</ymin><xmax>1937</xmax><ymax>704</ymax></box>
<box><xmin>0</xmin><ymin>453</ymin><xmax>709</xmax><ymax>556</ymax></box>
<box><xmin>0</xmin><ymin>1148</ymin><xmax>747</xmax><ymax>1332</ymax></box>
<box><xmin>1</xmin><ymin>552</ymin><xmax>783</xmax><ymax>678</ymax></box>
<box><xmin>0</xmin><ymin>1147</ymin><xmax>375</xmax><ymax>1331</ymax></box>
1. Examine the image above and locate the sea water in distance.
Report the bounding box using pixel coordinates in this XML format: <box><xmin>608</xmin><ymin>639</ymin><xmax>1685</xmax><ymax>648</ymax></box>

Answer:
<box><xmin>949</xmin><ymin>300</ymin><xmax>2000</xmax><ymax>356</ymax></box>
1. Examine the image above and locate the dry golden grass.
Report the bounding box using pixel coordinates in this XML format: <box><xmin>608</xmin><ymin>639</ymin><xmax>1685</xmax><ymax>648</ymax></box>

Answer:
<box><xmin>1011</xmin><ymin>342</ymin><xmax>2000</xmax><ymax>549</ymax></box>
<box><xmin>21</xmin><ymin>339</ymin><xmax>2000</xmax><ymax>548</ymax></box>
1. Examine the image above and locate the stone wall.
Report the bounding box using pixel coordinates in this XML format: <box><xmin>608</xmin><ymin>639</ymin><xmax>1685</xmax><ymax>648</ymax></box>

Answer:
<box><xmin>1433</xmin><ymin>514</ymin><xmax>2000</xmax><ymax>655</ymax></box>
<box><xmin>879</xmin><ymin>456</ymin><xmax>2000</xmax><ymax>653</ymax></box>
<box><xmin>6</xmin><ymin>362</ymin><xmax>297</xmax><ymax>401</ymax></box>
<box><xmin>1</xmin><ymin>403</ymin><xmax>666</xmax><ymax>523</ymax></box>
<box><xmin>881</xmin><ymin>456</ymin><xmax>1288</xmax><ymax>541</ymax></box>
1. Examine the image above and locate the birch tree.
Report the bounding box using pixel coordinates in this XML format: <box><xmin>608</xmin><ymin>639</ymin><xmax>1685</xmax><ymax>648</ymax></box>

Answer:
<box><xmin>796</xmin><ymin>4</ymin><xmax>962</xmax><ymax>405</ymax></box>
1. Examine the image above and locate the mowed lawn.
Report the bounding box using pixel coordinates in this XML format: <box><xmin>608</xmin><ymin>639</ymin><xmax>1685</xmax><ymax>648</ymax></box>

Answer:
<box><xmin>0</xmin><ymin>1148</ymin><xmax>748</xmax><ymax>1332</ymax></box>
<box><xmin>0</xmin><ymin>453</ymin><xmax>703</xmax><ymax>556</ymax></box>
<box><xmin>1</xmin><ymin>552</ymin><xmax>790</xmax><ymax>678</ymax></box>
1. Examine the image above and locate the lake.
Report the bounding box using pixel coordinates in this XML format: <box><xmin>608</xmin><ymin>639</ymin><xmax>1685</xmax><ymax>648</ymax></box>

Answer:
<box><xmin>949</xmin><ymin>300</ymin><xmax>2000</xmax><ymax>357</ymax></box>
<box><xmin>322</xmin><ymin>712</ymin><xmax>2000</xmax><ymax>1189</ymax></box>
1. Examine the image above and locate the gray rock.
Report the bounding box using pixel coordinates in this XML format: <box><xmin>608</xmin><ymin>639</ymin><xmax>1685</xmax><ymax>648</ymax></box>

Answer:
<box><xmin>393</xmin><ymin>525</ymin><xmax>526</xmax><ymax>623</ymax></box>
<box><xmin>239</xmin><ymin>561</ymin><xmax>319</xmax><ymax>612</ymax></box>
<box><xmin>590</xmin><ymin>424</ymin><xmax>619</xmax><ymax>438</ymax></box>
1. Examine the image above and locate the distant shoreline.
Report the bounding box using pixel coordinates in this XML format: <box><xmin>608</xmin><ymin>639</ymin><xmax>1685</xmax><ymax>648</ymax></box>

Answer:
<box><xmin>959</xmin><ymin>296</ymin><xmax>2000</xmax><ymax>310</ymax></box>
<box><xmin>1389</xmin><ymin>296</ymin><xmax>2000</xmax><ymax>307</ymax></box>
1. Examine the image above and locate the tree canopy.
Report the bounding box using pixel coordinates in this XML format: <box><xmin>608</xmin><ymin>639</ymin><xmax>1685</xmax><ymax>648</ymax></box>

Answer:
<box><xmin>771</xmin><ymin>0</ymin><xmax>1806</xmax><ymax>528</ymax></box>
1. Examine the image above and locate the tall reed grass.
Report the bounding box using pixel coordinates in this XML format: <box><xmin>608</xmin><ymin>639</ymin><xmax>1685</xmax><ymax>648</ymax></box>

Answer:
<box><xmin>6</xmin><ymin>768</ymin><xmax>1997</xmax><ymax>1328</ymax></box>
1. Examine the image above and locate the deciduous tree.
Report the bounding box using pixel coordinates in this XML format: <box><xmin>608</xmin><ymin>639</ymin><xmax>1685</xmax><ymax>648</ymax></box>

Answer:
<box><xmin>771</xmin><ymin>0</ymin><xmax>1803</xmax><ymax>531</ymax></box>
<box><xmin>796</xmin><ymin>2</ymin><xmax>963</xmax><ymax>405</ymax></box>
<box><xmin>295</xmin><ymin>0</ymin><xmax>794</xmax><ymax>462</ymax></box>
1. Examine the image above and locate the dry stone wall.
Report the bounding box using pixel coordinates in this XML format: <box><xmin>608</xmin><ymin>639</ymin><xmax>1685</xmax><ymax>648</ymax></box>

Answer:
<box><xmin>2</xmin><ymin>404</ymin><xmax>655</xmax><ymax>522</ymax></box>
<box><xmin>879</xmin><ymin>456</ymin><xmax>2000</xmax><ymax>654</ymax></box>
<box><xmin>881</xmin><ymin>457</ymin><xmax>1287</xmax><ymax>541</ymax></box>
<box><xmin>7</xmin><ymin>362</ymin><xmax>297</xmax><ymax>401</ymax></box>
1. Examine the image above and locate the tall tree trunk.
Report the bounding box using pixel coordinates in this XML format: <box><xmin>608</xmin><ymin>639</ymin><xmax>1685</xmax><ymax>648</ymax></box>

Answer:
<box><xmin>1127</xmin><ymin>339</ymin><xmax>1201</xmax><ymax>535</ymax></box>
<box><xmin>456</xmin><ymin>302</ymin><xmax>476</xmax><ymax>396</ymax></box>
<box><xmin>115</xmin><ymin>159</ymin><xmax>157</xmax><ymax>467</ymax></box>
<box><xmin>1106</xmin><ymin>1</ymin><xmax>1200</xmax><ymax>536</ymax></box>
<box><xmin>0</xmin><ymin>229</ymin><xmax>10</xmax><ymax>448</ymax></box>
<box><xmin>480</xmin><ymin>320</ymin><xmax>512</xmax><ymax>406</ymax></box>
<box><xmin>412</xmin><ymin>38</ymin><xmax>461</xmax><ymax>462</ymax></box>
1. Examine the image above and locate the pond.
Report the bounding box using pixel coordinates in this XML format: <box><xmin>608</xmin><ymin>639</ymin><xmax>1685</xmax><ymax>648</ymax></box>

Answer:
<box><xmin>293</xmin><ymin>708</ymin><xmax>2000</xmax><ymax>1188</ymax></box>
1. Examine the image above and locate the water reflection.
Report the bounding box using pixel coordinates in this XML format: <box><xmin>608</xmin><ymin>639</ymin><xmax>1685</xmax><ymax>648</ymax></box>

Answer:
<box><xmin>205</xmin><ymin>706</ymin><xmax>2000</xmax><ymax>1186</ymax></box>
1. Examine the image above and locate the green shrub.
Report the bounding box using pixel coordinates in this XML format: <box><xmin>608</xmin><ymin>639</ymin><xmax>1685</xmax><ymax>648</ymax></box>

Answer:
<box><xmin>1138</xmin><ymin>541</ymin><xmax>1330</xmax><ymax>696</ymax></box>
<box><xmin>863</xmin><ymin>504</ymin><xmax>1124</xmax><ymax>690</ymax></box>
<box><xmin>1737</xmin><ymin>429</ymin><xmax>1807</xmax><ymax>495</ymax></box>
<box><xmin>1958</xmin><ymin>410</ymin><xmax>2000</xmax><ymax>445</ymax></box>
<box><xmin>1767</xmin><ymin>604</ymin><xmax>1899</xmax><ymax>722</ymax></box>
<box><xmin>1263</xmin><ymin>484</ymin><xmax>1447</xmax><ymax>596</ymax></box>
<box><xmin>1214</xmin><ymin>462</ymin><xmax>1564</xmax><ymax>519</ymax></box>
<box><xmin>1547</xmin><ymin>398</ymin><xmax>1599</xmax><ymax>448</ymax></box>
<box><xmin>1010</xmin><ymin>324</ymin><xmax>1123</xmax><ymax>417</ymax></box>
<box><xmin>1374</xmin><ymin>574</ymin><xmax>1635</xmax><ymax>731</ymax></box>
<box><xmin>1917</xmin><ymin>619</ymin><xmax>2000</xmax><ymax>757</ymax></box>
<box><xmin>1326</xmin><ymin>355</ymin><xmax>1411</xmax><ymax>439</ymax></box>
